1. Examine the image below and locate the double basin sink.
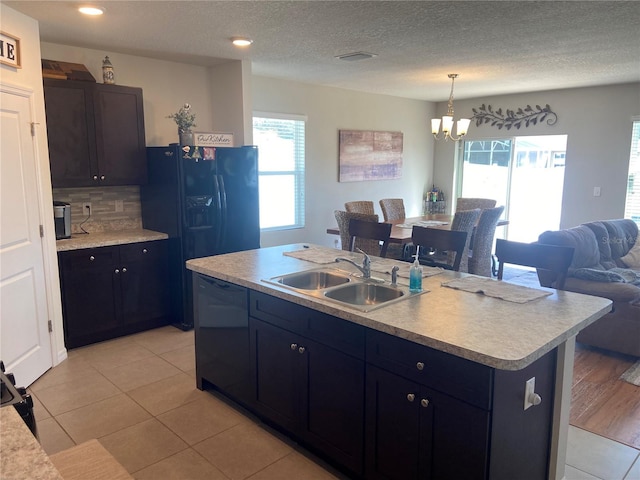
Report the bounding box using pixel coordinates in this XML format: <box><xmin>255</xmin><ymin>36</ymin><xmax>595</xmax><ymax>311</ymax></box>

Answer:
<box><xmin>264</xmin><ymin>267</ymin><xmax>425</xmax><ymax>312</ymax></box>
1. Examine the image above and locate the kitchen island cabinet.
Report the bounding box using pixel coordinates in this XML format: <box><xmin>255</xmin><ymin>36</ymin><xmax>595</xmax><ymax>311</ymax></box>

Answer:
<box><xmin>187</xmin><ymin>244</ymin><xmax>612</xmax><ymax>480</ymax></box>
<box><xmin>58</xmin><ymin>239</ymin><xmax>171</xmax><ymax>348</ymax></box>
<box><xmin>43</xmin><ymin>79</ymin><xmax>146</xmax><ymax>187</ymax></box>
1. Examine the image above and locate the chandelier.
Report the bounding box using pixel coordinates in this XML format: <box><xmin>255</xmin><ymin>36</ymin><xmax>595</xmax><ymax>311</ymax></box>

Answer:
<box><xmin>431</xmin><ymin>74</ymin><xmax>471</xmax><ymax>141</ymax></box>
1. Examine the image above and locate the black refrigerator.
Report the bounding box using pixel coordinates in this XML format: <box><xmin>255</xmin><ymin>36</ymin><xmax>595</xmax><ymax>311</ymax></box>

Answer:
<box><xmin>141</xmin><ymin>145</ymin><xmax>260</xmax><ymax>330</ymax></box>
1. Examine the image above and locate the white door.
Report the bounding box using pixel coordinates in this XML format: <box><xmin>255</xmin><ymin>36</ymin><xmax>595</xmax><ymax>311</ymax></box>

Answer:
<box><xmin>0</xmin><ymin>86</ymin><xmax>53</xmax><ymax>385</ymax></box>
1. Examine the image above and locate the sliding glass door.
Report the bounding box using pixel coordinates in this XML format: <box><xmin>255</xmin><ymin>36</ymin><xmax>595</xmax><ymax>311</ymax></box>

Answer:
<box><xmin>459</xmin><ymin>135</ymin><xmax>567</xmax><ymax>242</ymax></box>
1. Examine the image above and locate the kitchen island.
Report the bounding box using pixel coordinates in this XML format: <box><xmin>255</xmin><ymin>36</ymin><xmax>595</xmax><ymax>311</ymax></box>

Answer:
<box><xmin>187</xmin><ymin>244</ymin><xmax>612</xmax><ymax>480</ymax></box>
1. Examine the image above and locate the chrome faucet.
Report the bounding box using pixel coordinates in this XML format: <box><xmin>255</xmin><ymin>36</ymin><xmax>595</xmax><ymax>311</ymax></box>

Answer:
<box><xmin>336</xmin><ymin>248</ymin><xmax>371</xmax><ymax>279</ymax></box>
<box><xmin>391</xmin><ymin>266</ymin><xmax>399</xmax><ymax>286</ymax></box>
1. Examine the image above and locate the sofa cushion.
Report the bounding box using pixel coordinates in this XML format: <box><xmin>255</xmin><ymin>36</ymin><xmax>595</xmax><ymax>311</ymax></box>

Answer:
<box><xmin>538</xmin><ymin>225</ymin><xmax>602</xmax><ymax>272</ymax></box>
<box><xmin>584</xmin><ymin>221</ymin><xmax>616</xmax><ymax>269</ymax></box>
<box><xmin>601</xmin><ymin>219</ymin><xmax>638</xmax><ymax>265</ymax></box>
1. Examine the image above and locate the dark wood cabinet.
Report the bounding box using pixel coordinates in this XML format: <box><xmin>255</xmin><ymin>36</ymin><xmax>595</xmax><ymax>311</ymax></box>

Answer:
<box><xmin>250</xmin><ymin>317</ymin><xmax>366</xmax><ymax>476</ymax></box>
<box><xmin>194</xmin><ymin>281</ymin><xmax>557</xmax><ymax>480</ymax></box>
<box><xmin>58</xmin><ymin>240</ymin><xmax>171</xmax><ymax>348</ymax></box>
<box><xmin>365</xmin><ymin>329</ymin><xmax>556</xmax><ymax>480</ymax></box>
<box><xmin>365</xmin><ymin>365</ymin><xmax>489</xmax><ymax>480</ymax></box>
<box><xmin>247</xmin><ymin>291</ymin><xmax>366</xmax><ymax>476</ymax></box>
<box><xmin>44</xmin><ymin>79</ymin><xmax>146</xmax><ymax>187</ymax></box>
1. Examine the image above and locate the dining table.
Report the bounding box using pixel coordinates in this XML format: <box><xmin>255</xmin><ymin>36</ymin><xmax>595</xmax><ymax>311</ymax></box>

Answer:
<box><xmin>326</xmin><ymin>214</ymin><xmax>509</xmax><ymax>245</ymax></box>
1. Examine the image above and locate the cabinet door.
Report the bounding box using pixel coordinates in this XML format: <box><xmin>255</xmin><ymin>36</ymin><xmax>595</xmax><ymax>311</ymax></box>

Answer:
<box><xmin>93</xmin><ymin>84</ymin><xmax>147</xmax><ymax>185</ymax></box>
<box><xmin>429</xmin><ymin>389</ymin><xmax>489</xmax><ymax>479</ymax></box>
<box><xmin>302</xmin><ymin>337</ymin><xmax>365</xmax><ymax>476</ymax></box>
<box><xmin>365</xmin><ymin>365</ymin><xmax>423</xmax><ymax>480</ymax></box>
<box><xmin>44</xmin><ymin>80</ymin><xmax>98</xmax><ymax>187</ymax></box>
<box><xmin>59</xmin><ymin>247</ymin><xmax>120</xmax><ymax>348</ymax></box>
<box><xmin>119</xmin><ymin>241</ymin><xmax>171</xmax><ymax>331</ymax></box>
<box><xmin>249</xmin><ymin>318</ymin><xmax>300</xmax><ymax>432</ymax></box>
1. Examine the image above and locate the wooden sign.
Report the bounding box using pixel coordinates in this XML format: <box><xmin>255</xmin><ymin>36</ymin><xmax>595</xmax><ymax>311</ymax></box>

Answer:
<box><xmin>194</xmin><ymin>132</ymin><xmax>234</xmax><ymax>147</ymax></box>
<box><xmin>0</xmin><ymin>31</ymin><xmax>21</xmax><ymax>69</ymax></box>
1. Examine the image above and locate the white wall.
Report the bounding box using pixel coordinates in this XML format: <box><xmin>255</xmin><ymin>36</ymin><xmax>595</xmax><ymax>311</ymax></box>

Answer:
<box><xmin>253</xmin><ymin>76</ymin><xmax>435</xmax><ymax>248</ymax></box>
<box><xmin>432</xmin><ymin>83</ymin><xmax>640</xmax><ymax>229</ymax></box>
<box><xmin>0</xmin><ymin>4</ymin><xmax>66</xmax><ymax>364</ymax></box>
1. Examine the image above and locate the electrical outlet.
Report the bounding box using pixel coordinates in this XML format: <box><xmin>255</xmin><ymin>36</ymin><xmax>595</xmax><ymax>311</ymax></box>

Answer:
<box><xmin>115</xmin><ymin>199</ymin><xmax>124</xmax><ymax>212</ymax></box>
<box><xmin>82</xmin><ymin>202</ymin><xmax>92</xmax><ymax>216</ymax></box>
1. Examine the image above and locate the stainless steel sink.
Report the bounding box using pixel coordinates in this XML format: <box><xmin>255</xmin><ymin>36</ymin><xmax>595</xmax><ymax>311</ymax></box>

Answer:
<box><xmin>270</xmin><ymin>268</ymin><xmax>352</xmax><ymax>290</ymax></box>
<box><xmin>324</xmin><ymin>283</ymin><xmax>404</xmax><ymax>306</ymax></box>
<box><xmin>264</xmin><ymin>267</ymin><xmax>426</xmax><ymax>312</ymax></box>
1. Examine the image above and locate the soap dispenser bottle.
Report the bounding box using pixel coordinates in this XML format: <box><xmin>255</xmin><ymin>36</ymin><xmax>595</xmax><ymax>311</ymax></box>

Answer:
<box><xmin>409</xmin><ymin>246</ymin><xmax>423</xmax><ymax>292</ymax></box>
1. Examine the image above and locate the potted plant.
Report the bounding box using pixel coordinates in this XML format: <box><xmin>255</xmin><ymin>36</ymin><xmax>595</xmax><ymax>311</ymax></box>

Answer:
<box><xmin>167</xmin><ymin>103</ymin><xmax>197</xmax><ymax>145</ymax></box>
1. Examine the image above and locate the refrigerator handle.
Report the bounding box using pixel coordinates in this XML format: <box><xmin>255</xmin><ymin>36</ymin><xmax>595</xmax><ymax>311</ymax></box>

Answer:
<box><xmin>218</xmin><ymin>175</ymin><xmax>228</xmax><ymax>251</ymax></box>
<box><xmin>212</xmin><ymin>176</ymin><xmax>223</xmax><ymax>251</ymax></box>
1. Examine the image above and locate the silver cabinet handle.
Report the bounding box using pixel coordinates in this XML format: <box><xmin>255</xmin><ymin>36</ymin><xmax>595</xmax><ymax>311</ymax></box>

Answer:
<box><xmin>290</xmin><ymin>343</ymin><xmax>298</xmax><ymax>351</ymax></box>
<box><xmin>407</xmin><ymin>393</ymin><xmax>415</xmax><ymax>402</ymax></box>
<box><xmin>122</xmin><ymin>267</ymin><xmax>127</xmax><ymax>273</ymax></box>
<box><xmin>298</xmin><ymin>346</ymin><xmax>306</xmax><ymax>354</ymax></box>
<box><xmin>89</xmin><ymin>255</ymin><xmax>95</xmax><ymax>261</ymax></box>
<box><xmin>420</xmin><ymin>398</ymin><xmax>430</xmax><ymax>408</ymax></box>
<box><xmin>142</xmin><ymin>248</ymin><xmax>148</xmax><ymax>254</ymax></box>
<box><xmin>416</xmin><ymin>362</ymin><xmax>425</xmax><ymax>371</ymax></box>
<box><xmin>114</xmin><ymin>269</ymin><xmax>120</xmax><ymax>274</ymax></box>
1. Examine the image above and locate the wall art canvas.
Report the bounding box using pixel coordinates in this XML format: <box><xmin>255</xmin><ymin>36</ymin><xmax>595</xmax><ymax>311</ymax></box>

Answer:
<box><xmin>339</xmin><ymin>130</ymin><xmax>403</xmax><ymax>182</ymax></box>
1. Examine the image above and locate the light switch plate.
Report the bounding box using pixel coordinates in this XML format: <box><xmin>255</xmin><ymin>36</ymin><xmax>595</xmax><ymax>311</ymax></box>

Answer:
<box><xmin>115</xmin><ymin>199</ymin><xmax>124</xmax><ymax>212</ymax></box>
<box><xmin>524</xmin><ymin>377</ymin><xmax>536</xmax><ymax>410</ymax></box>
<box><xmin>593</xmin><ymin>186</ymin><xmax>601</xmax><ymax>197</ymax></box>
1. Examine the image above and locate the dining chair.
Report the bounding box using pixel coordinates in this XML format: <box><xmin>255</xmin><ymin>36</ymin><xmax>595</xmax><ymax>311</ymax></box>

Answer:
<box><xmin>345</xmin><ymin>201</ymin><xmax>375</xmax><ymax>215</ymax></box>
<box><xmin>455</xmin><ymin>197</ymin><xmax>497</xmax><ymax>212</ymax></box>
<box><xmin>379</xmin><ymin>198</ymin><xmax>406</xmax><ymax>222</ymax></box>
<box><xmin>411</xmin><ymin>226</ymin><xmax>468</xmax><ymax>271</ymax></box>
<box><xmin>448</xmin><ymin>208</ymin><xmax>482</xmax><ymax>273</ymax></box>
<box><xmin>468</xmin><ymin>205</ymin><xmax>505</xmax><ymax>277</ymax></box>
<box><xmin>348</xmin><ymin>218</ymin><xmax>392</xmax><ymax>258</ymax></box>
<box><xmin>334</xmin><ymin>210</ymin><xmax>380</xmax><ymax>255</ymax></box>
<box><xmin>495</xmin><ymin>239</ymin><xmax>575</xmax><ymax>289</ymax></box>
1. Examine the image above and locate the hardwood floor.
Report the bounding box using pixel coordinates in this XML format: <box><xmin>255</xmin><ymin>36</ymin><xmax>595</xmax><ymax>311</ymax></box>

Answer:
<box><xmin>570</xmin><ymin>342</ymin><xmax>640</xmax><ymax>450</ymax></box>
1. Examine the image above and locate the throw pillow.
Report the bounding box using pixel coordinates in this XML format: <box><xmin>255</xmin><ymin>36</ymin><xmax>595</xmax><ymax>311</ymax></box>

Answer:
<box><xmin>621</xmin><ymin>237</ymin><xmax>640</xmax><ymax>269</ymax></box>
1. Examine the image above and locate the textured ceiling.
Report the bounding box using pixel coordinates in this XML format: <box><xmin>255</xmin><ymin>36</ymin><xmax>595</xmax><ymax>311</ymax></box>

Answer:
<box><xmin>5</xmin><ymin>1</ymin><xmax>640</xmax><ymax>101</ymax></box>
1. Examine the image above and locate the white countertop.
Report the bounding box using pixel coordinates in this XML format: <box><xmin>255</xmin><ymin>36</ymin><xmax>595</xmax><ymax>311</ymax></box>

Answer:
<box><xmin>186</xmin><ymin>243</ymin><xmax>612</xmax><ymax>371</ymax></box>
<box><xmin>56</xmin><ymin>229</ymin><xmax>168</xmax><ymax>252</ymax></box>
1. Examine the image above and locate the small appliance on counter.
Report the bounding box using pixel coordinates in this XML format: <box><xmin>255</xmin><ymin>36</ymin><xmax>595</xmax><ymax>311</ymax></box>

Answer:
<box><xmin>53</xmin><ymin>201</ymin><xmax>71</xmax><ymax>239</ymax></box>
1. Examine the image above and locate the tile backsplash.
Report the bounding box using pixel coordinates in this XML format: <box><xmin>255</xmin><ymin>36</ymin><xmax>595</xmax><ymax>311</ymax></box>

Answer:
<box><xmin>52</xmin><ymin>186</ymin><xmax>143</xmax><ymax>233</ymax></box>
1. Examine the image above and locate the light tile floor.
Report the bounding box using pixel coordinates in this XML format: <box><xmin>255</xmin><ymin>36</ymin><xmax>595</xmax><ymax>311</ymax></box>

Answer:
<box><xmin>29</xmin><ymin>324</ymin><xmax>640</xmax><ymax>480</ymax></box>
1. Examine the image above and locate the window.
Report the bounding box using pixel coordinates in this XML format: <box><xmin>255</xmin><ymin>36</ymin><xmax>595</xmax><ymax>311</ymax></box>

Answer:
<box><xmin>459</xmin><ymin>135</ymin><xmax>567</xmax><ymax>242</ymax></box>
<box><xmin>624</xmin><ymin>119</ymin><xmax>640</xmax><ymax>225</ymax></box>
<box><xmin>253</xmin><ymin>113</ymin><xmax>306</xmax><ymax>230</ymax></box>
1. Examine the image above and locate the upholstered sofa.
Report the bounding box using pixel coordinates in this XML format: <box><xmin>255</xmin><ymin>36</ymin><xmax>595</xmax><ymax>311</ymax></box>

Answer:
<box><xmin>538</xmin><ymin>219</ymin><xmax>640</xmax><ymax>357</ymax></box>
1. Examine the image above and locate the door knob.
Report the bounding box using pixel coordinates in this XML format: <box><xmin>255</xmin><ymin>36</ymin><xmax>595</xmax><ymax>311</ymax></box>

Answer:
<box><xmin>114</xmin><ymin>269</ymin><xmax>120</xmax><ymax>274</ymax></box>
<box><xmin>298</xmin><ymin>346</ymin><xmax>306</xmax><ymax>354</ymax></box>
<box><xmin>420</xmin><ymin>398</ymin><xmax>430</xmax><ymax>408</ymax></box>
<box><xmin>89</xmin><ymin>255</ymin><xmax>95</xmax><ymax>261</ymax></box>
<box><xmin>406</xmin><ymin>393</ymin><xmax>415</xmax><ymax>402</ymax></box>
<box><xmin>290</xmin><ymin>343</ymin><xmax>298</xmax><ymax>351</ymax></box>
<box><xmin>122</xmin><ymin>267</ymin><xmax>127</xmax><ymax>273</ymax></box>
<box><xmin>100</xmin><ymin>175</ymin><xmax>105</xmax><ymax>180</ymax></box>
<box><xmin>142</xmin><ymin>248</ymin><xmax>148</xmax><ymax>254</ymax></box>
<box><xmin>416</xmin><ymin>362</ymin><xmax>425</xmax><ymax>371</ymax></box>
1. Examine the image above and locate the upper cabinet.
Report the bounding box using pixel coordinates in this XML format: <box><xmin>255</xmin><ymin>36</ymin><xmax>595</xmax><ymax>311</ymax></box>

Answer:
<box><xmin>44</xmin><ymin>79</ymin><xmax>147</xmax><ymax>187</ymax></box>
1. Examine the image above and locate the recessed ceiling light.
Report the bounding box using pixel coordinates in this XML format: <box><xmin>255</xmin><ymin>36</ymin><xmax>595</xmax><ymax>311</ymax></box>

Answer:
<box><xmin>231</xmin><ymin>37</ymin><xmax>253</xmax><ymax>47</ymax></box>
<box><xmin>78</xmin><ymin>6</ymin><xmax>105</xmax><ymax>16</ymax></box>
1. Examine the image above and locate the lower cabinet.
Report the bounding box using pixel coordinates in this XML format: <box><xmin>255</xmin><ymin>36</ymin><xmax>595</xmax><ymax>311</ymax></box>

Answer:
<box><xmin>195</xmin><ymin>285</ymin><xmax>557</xmax><ymax>480</ymax></box>
<box><xmin>58</xmin><ymin>240</ymin><xmax>171</xmax><ymax>348</ymax></box>
<box><xmin>365</xmin><ymin>365</ymin><xmax>489</xmax><ymax>480</ymax></box>
<box><xmin>250</xmin><ymin>317</ymin><xmax>365</xmax><ymax>476</ymax></box>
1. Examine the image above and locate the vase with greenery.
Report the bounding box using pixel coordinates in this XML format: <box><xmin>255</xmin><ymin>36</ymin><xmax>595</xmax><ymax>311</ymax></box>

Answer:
<box><xmin>167</xmin><ymin>103</ymin><xmax>197</xmax><ymax>145</ymax></box>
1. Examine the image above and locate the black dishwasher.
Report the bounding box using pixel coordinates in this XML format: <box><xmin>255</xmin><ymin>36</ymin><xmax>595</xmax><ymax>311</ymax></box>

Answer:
<box><xmin>194</xmin><ymin>274</ymin><xmax>251</xmax><ymax>407</ymax></box>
